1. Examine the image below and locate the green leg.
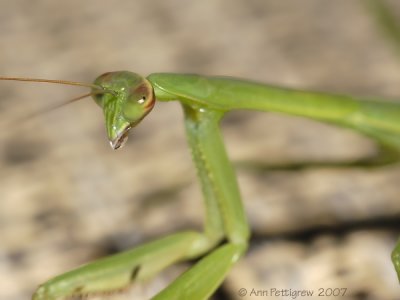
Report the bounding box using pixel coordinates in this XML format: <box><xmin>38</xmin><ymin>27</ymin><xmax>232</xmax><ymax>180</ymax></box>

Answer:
<box><xmin>393</xmin><ymin>240</ymin><xmax>400</xmax><ymax>281</ymax></box>
<box><xmin>32</xmin><ymin>105</ymin><xmax>249</xmax><ymax>300</ymax></box>
<box><xmin>33</xmin><ymin>232</ymin><xmax>217</xmax><ymax>299</ymax></box>
<box><xmin>154</xmin><ymin>244</ymin><xmax>246</xmax><ymax>300</ymax></box>
<box><xmin>152</xmin><ymin>105</ymin><xmax>250</xmax><ymax>299</ymax></box>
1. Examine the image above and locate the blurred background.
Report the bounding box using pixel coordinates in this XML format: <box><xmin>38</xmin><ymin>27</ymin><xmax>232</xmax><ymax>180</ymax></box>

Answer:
<box><xmin>1</xmin><ymin>1</ymin><xmax>400</xmax><ymax>299</ymax></box>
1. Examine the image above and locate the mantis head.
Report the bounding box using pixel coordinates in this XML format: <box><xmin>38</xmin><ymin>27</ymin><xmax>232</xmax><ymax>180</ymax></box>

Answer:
<box><xmin>92</xmin><ymin>71</ymin><xmax>155</xmax><ymax>149</ymax></box>
<box><xmin>0</xmin><ymin>71</ymin><xmax>155</xmax><ymax>150</ymax></box>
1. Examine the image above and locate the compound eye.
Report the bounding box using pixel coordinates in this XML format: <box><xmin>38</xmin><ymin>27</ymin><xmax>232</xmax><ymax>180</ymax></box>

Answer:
<box><xmin>130</xmin><ymin>80</ymin><xmax>155</xmax><ymax>110</ymax></box>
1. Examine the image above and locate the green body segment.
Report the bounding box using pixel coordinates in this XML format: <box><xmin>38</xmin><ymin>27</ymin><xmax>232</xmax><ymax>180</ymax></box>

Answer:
<box><xmin>148</xmin><ymin>73</ymin><xmax>400</xmax><ymax>150</ymax></box>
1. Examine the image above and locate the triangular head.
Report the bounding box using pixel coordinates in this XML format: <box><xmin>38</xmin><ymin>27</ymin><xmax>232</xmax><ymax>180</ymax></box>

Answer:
<box><xmin>92</xmin><ymin>71</ymin><xmax>155</xmax><ymax>149</ymax></box>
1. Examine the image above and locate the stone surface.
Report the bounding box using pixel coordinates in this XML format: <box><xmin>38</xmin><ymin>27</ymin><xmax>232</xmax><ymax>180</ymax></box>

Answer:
<box><xmin>0</xmin><ymin>1</ymin><xmax>400</xmax><ymax>299</ymax></box>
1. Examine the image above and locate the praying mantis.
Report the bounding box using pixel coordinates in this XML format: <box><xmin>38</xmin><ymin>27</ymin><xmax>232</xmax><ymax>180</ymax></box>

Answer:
<box><xmin>1</xmin><ymin>71</ymin><xmax>400</xmax><ymax>299</ymax></box>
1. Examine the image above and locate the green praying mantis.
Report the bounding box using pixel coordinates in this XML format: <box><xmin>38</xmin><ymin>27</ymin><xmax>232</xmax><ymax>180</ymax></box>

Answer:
<box><xmin>1</xmin><ymin>71</ymin><xmax>400</xmax><ymax>299</ymax></box>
